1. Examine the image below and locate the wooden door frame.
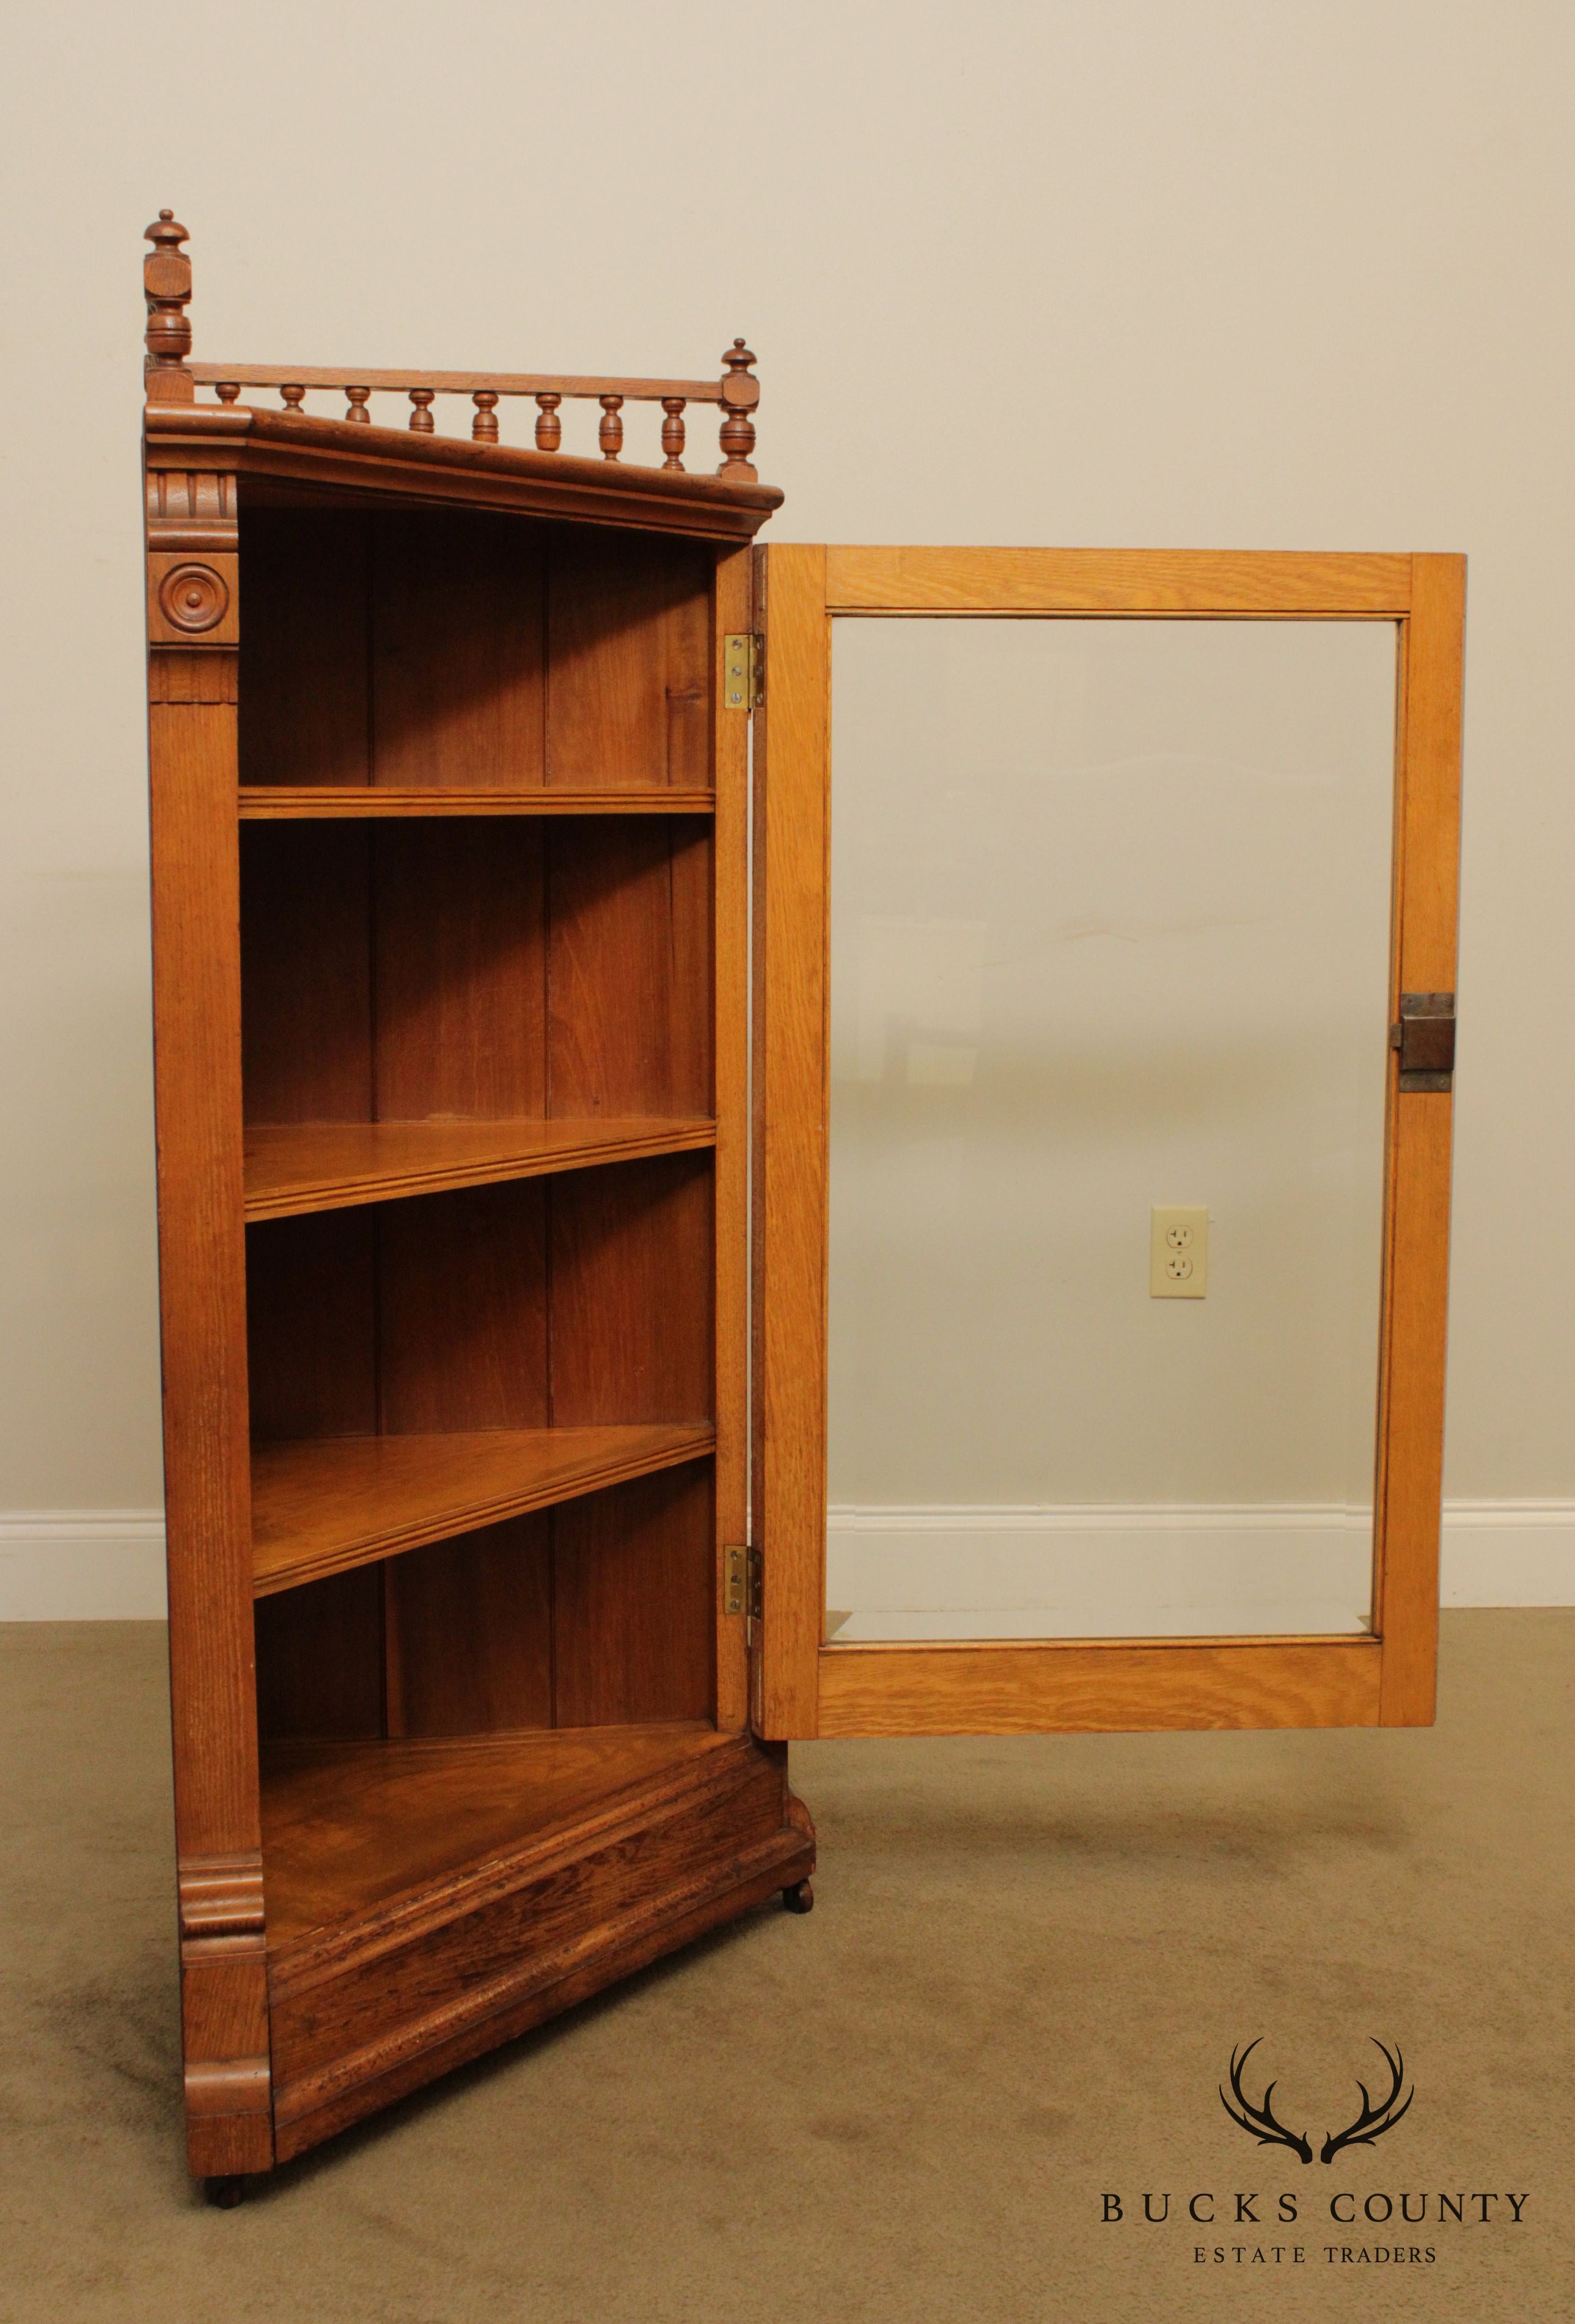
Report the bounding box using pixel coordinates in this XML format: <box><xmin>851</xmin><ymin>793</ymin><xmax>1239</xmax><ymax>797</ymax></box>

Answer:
<box><xmin>751</xmin><ymin>545</ymin><xmax>1464</xmax><ymax>1741</ymax></box>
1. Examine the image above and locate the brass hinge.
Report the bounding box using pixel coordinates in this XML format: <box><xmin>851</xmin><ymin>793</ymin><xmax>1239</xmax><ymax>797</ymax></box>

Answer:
<box><xmin>725</xmin><ymin>1545</ymin><xmax>763</xmax><ymax>1637</ymax></box>
<box><xmin>723</xmin><ymin>632</ymin><xmax>763</xmax><ymax>712</ymax></box>
<box><xmin>1391</xmin><ymin>991</ymin><xmax>1456</xmax><ymax>1091</ymax></box>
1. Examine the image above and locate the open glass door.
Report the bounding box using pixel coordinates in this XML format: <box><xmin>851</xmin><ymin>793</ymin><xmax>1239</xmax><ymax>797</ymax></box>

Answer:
<box><xmin>752</xmin><ymin>547</ymin><xmax>1462</xmax><ymax>1739</ymax></box>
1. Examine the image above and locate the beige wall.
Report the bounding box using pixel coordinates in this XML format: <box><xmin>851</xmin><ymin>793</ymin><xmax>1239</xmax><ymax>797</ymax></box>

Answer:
<box><xmin>2</xmin><ymin>4</ymin><xmax>1573</xmax><ymax>1554</ymax></box>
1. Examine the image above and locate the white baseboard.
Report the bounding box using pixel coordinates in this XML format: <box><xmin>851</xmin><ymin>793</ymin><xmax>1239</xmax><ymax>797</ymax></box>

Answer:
<box><xmin>826</xmin><ymin>1498</ymin><xmax>1575</xmax><ymax>1641</ymax></box>
<box><xmin>0</xmin><ymin>1511</ymin><xmax>167</xmax><ymax>1618</ymax></box>
<box><xmin>0</xmin><ymin>1499</ymin><xmax>1570</xmax><ymax>1623</ymax></box>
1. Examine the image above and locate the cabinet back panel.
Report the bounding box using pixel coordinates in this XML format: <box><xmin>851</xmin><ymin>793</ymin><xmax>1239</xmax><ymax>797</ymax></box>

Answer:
<box><xmin>246</xmin><ymin>1158</ymin><xmax>710</xmax><ymax>1442</ymax></box>
<box><xmin>253</xmin><ymin>1474</ymin><xmax>713</xmax><ymax>1738</ymax></box>
<box><xmin>247</xmin><ymin>1208</ymin><xmax>378</xmax><ymax>1442</ymax></box>
<box><xmin>241</xmin><ymin>822</ymin><xmax>711</xmax><ymax>1126</ymax></box>
<box><xmin>372</xmin><ymin>512</ymin><xmax>547</xmax><ymax>790</ymax></box>
<box><xmin>240</xmin><ymin>509</ymin><xmax>372</xmax><ymax>789</ymax></box>
<box><xmin>373</xmin><ymin>822</ymin><xmax>548</xmax><ymax>1120</ymax></box>
<box><xmin>549</xmin><ymin>1154</ymin><xmax>713</xmax><ymax>1425</ymax></box>
<box><xmin>255</xmin><ymin>1567</ymin><xmax>385</xmax><ymax>1741</ymax></box>
<box><xmin>553</xmin><ymin>1463</ymin><xmax>714</xmax><ymax>1724</ymax></box>
<box><xmin>547</xmin><ymin>531</ymin><xmax>711</xmax><ymax>789</ymax></box>
<box><xmin>386</xmin><ymin>1518</ymin><xmax>555</xmax><ymax>1735</ymax></box>
<box><xmin>377</xmin><ymin>1180</ymin><xmax>550</xmax><ymax>1433</ymax></box>
<box><xmin>548</xmin><ymin>820</ymin><xmax>714</xmax><ymax>1116</ymax></box>
<box><xmin>239</xmin><ymin>510</ymin><xmax>711</xmax><ymax>794</ymax></box>
<box><xmin>241</xmin><ymin>822</ymin><xmax>374</xmax><ymax>1123</ymax></box>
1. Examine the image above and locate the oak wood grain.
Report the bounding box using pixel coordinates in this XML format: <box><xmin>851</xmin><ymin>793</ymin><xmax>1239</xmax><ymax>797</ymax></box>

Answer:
<box><xmin>824</xmin><ymin>546</ymin><xmax>1414</xmax><ymax>616</ymax></box>
<box><xmin>149</xmin><ymin>623</ymin><xmax>276</xmax><ymax>2174</ymax></box>
<box><xmin>238</xmin><ymin>787</ymin><xmax>717</xmax><ymax>818</ymax></box>
<box><xmin>262</xmin><ymin>1719</ymin><xmax>735</xmax><ymax>1940</ymax></box>
<box><xmin>386</xmin><ymin>1518</ymin><xmax>555</xmax><ymax>1738</ymax></box>
<box><xmin>243</xmin><ymin>1117</ymin><xmax>717</xmax><ymax>1220</ymax></box>
<box><xmin>815</xmin><ymin>1638</ymin><xmax>1383</xmax><ymax>1738</ymax></box>
<box><xmin>1375</xmin><ymin>554</ymin><xmax>1465</xmax><ymax>1726</ymax></box>
<box><xmin>553</xmin><ymin>1466</ymin><xmax>714</xmax><ymax>1724</ymax></box>
<box><xmin>251</xmin><ymin>1424</ymin><xmax>716</xmax><ymax>1594</ymax></box>
<box><xmin>751</xmin><ymin>546</ymin><xmax>830</xmax><ymax>1737</ymax></box>
<box><xmin>147</xmin><ymin>404</ymin><xmax>782</xmax><ymax>544</ymax></box>
<box><xmin>712</xmin><ymin>546</ymin><xmax>751</xmax><ymax>1731</ymax></box>
<box><xmin>371</xmin><ymin>510</ymin><xmax>545</xmax><ymax>790</ymax></box>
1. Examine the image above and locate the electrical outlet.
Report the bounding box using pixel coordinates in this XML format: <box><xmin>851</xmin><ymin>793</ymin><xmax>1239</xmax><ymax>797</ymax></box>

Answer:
<box><xmin>1150</xmin><ymin>1205</ymin><xmax>1208</xmax><ymax>1298</ymax></box>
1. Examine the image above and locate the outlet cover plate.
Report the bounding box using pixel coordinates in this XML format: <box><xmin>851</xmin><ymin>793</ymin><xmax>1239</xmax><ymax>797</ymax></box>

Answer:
<box><xmin>1151</xmin><ymin>1205</ymin><xmax>1208</xmax><ymax>1298</ymax></box>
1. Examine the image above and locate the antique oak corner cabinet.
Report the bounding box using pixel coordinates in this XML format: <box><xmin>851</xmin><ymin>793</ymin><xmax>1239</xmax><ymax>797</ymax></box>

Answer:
<box><xmin>141</xmin><ymin>212</ymin><xmax>809</xmax><ymax>2202</ymax></box>
<box><xmin>142</xmin><ymin>214</ymin><xmax>1464</xmax><ymax>2202</ymax></box>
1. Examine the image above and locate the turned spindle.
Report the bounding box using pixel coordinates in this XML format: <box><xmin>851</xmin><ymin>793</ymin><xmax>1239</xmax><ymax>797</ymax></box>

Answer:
<box><xmin>535</xmin><ymin>393</ymin><xmax>562</xmax><ymax>450</ymax></box>
<box><xmin>717</xmin><ymin>339</ymin><xmax>759</xmax><ymax>479</ymax></box>
<box><xmin>661</xmin><ymin>398</ymin><xmax>687</xmax><ymax>471</ymax></box>
<box><xmin>215</xmin><ymin>383</ymin><xmax>240</xmax><ymax>405</ymax></box>
<box><xmin>142</xmin><ymin>211</ymin><xmax>194</xmax><ymax>404</ymax></box>
<box><xmin>598</xmin><ymin>395</ymin><xmax>625</xmax><ymax>461</ymax></box>
<box><xmin>409</xmin><ymin>389</ymin><xmax>436</xmax><ymax>433</ymax></box>
<box><xmin>472</xmin><ymin>390</ymin><xmax>499</xmax><ymax>443</ymax></box>
<box><xmin>345</xmin><ymin>386</ymin><xmax>371</xmax><ymax>423</ymax></box>
<box><xmin>280</xmin><ymin>384</ymin><xmax>306</xmax><ymax>413</ymax></box>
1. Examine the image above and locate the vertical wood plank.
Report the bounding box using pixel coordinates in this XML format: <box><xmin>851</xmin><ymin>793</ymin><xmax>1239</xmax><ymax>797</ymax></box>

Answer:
<box><xmin>713</xmin><ymin>546</ymin><xmax>751</xmax><ymax>1730</ymax></box>
<box><xmin>147</xmin><ymin>632</ymin><xmax>273</xmax><ymax>2174</ymax></box>
<box><xmin>553</xmin><ymin>1465</ymin><xmax>714</xmax><ymax>1724</ymax></box>
<box><xmin>377</xmin><ymin>1181</ymin><xmax>550</xmax><ymax>1432</ymax></box>
<box><xmin>371</xmin><ymin>512</ymin><xmax>546</xmax><ymax>789</ymax></box>
<box><xmin>1376</xmin><ymin>554</ymin><xmax>1464</xmax><ymax>1725</ymax></box>
<box><xmin>238</xmin><ymin>510</ymin><xmax>370</xmax><ymax>788</ymax></box>
<box><xmin>546</xmin><ymin>533</ymin><xmax>710</xmax><ymax>789</ymax></box>
<box><xmin>546</xmin><ymin>820</ymin><xmax>712</xmax><ymax>1116</ymax></box>
<box><xmin>548</xmin><ymin>1155</ymin><xmax>713</xmax><ymax>1425</ymax></box>
<box><xmin>244</xmin><ymin>1210</ymin><xmax>377</xmax><ymax>1441</ymax></box>
<box><xmin>751</xmin><ymin>545</ymin><xmax>829</xmax><ymax>1738</ymax></box>
<box><xmin>254</xmin><ymin>1569</ymin><xmax>386</xmax><ymax>1741</ymax></box>
<box><xmin>374</xmin><ymin>822</ymin><xmax>548</xmax><ymax>1120</ymax></box>
<box><xmin>386</xmin><ymin>1518</ymin><xmax>555</xmax><ymax>1734</ymax></box>
<box><xmin>240</xmin><ymin>823</ymin><xmax>373</xmax><ymax>1123</ymax></box>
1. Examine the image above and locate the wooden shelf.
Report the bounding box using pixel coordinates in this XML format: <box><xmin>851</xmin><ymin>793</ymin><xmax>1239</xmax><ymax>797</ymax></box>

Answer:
<box><xmin>244</xmin><ymin>1117</ymin><xmax>717</xmax><ymax>1221</ymax></box>
<box><xmin>252</xmin><ymin>1421</ymin><xmax>716</xmax><ymax>1595</ymax></box>
<box><xmin>260</xmin><ymin>1719</ymin><xmax>736</xmax><ymax>1947</ymax></box>
<box><xmin>238</xmin><ymin>786</ymin><xmax>716</xmax><ymax>818</ymax></box>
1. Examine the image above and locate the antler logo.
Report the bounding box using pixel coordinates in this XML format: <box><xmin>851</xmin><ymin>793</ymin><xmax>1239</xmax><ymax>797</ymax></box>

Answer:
<box><xmin>1220</xmin><ymin>2039</ymin><xmax>1413</xmax><ymax>2166</ymax></box>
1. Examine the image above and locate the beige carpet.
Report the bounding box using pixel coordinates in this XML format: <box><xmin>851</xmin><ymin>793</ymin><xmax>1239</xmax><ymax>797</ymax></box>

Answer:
<box><xmin>2</xmin><ymin>1612</ymin><xmax>1570</xmax><ymax>2322</ymax></box>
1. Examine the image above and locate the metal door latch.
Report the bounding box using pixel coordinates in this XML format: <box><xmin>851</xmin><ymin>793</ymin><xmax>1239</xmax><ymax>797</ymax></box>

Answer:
<box><xmin>1391</xmin><ymin>993</ymin><xmax>1456</xmax><ymax>1091</ymax></box>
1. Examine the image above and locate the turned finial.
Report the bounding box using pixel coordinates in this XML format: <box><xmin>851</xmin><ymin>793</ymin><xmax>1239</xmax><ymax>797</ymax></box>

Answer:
<box><xmin>143</xmin><ymin>210</ymin><xmax>194</xmax><ymax>404</ymax></box>
<box><xmin>717</xmin><ymin>339</ymin><xmax>758</xmax><ymax>479</ymax></box>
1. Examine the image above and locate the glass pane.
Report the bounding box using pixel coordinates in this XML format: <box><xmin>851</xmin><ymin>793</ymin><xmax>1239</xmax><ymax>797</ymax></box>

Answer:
<box><xmin>826</xmin><ymin>618</ymin><xmax>1396</xmax><ymax>1641</ymax></box>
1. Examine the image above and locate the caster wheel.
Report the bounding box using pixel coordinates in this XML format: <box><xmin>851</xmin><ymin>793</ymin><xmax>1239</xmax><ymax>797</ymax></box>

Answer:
<box><xmin>782</xmin><ymin>1878</ymin><xmax>814</xmax><ymax>1914</ymax></box>
<box><xmin>206</xmin><ymin>2175</ymin><xmax>246</xmax><ymax>2210</ymax></box>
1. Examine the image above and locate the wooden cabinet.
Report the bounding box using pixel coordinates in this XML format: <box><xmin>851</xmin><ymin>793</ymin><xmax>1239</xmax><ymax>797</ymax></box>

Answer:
<box><xmin>140</xmin><ymin>215</ymin><xmax>1463</xmax><ymax>2201</ymax></box>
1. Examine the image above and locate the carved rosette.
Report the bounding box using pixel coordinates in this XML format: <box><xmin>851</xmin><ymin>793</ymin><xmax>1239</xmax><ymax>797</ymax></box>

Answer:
<box><xmin>158</xmin><ymin>562</ymin><xmax>230</xmax><ymax>633</ymax></box>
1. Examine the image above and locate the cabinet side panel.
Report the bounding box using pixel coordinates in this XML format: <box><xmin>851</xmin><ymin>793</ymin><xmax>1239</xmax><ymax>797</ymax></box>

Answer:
<box><xmin>547</xmin><ymin>532</ymin><xmax>711</xmax><ymax>789</ymax></box>
<box><xmin>238</xmin><ymin>508</ymin><xmax>370</xmax><ymax>789</ymax></box>
<box><xmin>370</xmin><ymin>511</ymin><xmax>546</xmax><ymax>789</ymax></box>
<box><xmin>148</xmin><ymin>631</ymin><xmax>273</xmax><ymax>2175</ymax></box>
<box><xmin>374</xmin><ymin>822</ymin><xmax>548</xmax><ymax>1120</ymax></box>
<box><xmin>553</xmin><ymin>1464</ymin><xmax>714</xmax><ymax>1723</ymax></box>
